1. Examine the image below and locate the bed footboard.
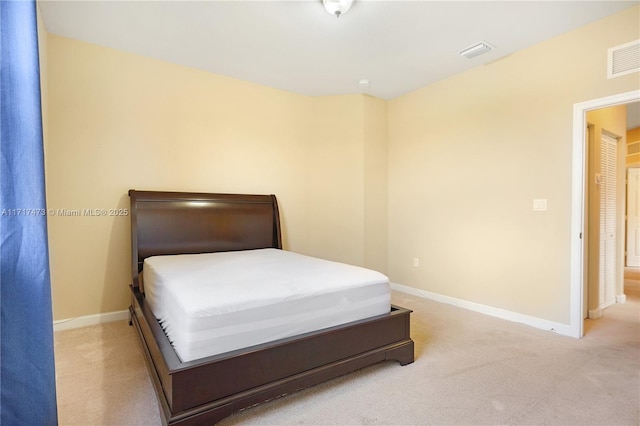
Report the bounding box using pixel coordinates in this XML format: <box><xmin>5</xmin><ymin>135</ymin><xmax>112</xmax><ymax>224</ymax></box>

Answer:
<box><xmin>130</xmin><ymin>286</ymin><xmax>413</xmax><ymax>425</ymax></box>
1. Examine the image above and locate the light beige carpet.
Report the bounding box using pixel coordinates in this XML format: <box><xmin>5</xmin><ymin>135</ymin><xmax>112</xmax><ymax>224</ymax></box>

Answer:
<box><xmin>55</xmin><ymin>284</ymin><xmax>640</xmax><ymax>425</ymax></box>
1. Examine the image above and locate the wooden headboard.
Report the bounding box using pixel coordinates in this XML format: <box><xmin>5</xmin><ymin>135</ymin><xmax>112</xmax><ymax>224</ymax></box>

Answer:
<box><xmin>128</xmin><ymin>190</ymin><xmax>282</xmax><ymax>289</ymax></box>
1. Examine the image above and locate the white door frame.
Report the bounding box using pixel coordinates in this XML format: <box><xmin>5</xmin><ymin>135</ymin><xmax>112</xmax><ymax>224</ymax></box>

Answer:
<box><xmin>570</xmin><ymin>89</ymin><xmax>640</xmax><ymax>338</ymax></box>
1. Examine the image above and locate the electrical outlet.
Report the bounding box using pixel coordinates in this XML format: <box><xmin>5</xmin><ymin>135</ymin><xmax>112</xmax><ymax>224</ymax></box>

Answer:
<box><xmin>533</xmin><ymin>199</ymin><xmax>547</xmax><ymax>211</ymax></box>
<box><xmin>413</xmin><ymin>258</ymin><xmax>420</xmax><ymax>267</ymax></box>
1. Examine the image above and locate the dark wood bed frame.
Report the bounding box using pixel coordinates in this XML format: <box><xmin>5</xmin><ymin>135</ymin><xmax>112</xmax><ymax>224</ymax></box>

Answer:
<box><xmin>128</xmin><ymin>190</ymin><xmax>414</xmax><ymax>425</ymax></box>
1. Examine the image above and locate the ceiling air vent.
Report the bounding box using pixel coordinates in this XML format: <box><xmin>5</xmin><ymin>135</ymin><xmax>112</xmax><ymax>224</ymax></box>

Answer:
<box><xmin>459</xmin><ymin>41</ymin><xmax>494</xmax><ymax>59</ymax></box>
<box><xmin>608</xmin><ymin>39</ymin><xmax>640</xmax><ymax>79</ymax></box>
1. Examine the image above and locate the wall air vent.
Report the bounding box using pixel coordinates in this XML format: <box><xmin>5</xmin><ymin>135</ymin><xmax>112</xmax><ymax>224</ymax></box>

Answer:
<box><xmin>608</xmin><ymin>39</ymin><xmax>640</xmax><ymax>79</ymax></box>
<box><xmin>628</xmin><ymin>142</ymin><xmax>640</xmax><ymax>156</ymax></box>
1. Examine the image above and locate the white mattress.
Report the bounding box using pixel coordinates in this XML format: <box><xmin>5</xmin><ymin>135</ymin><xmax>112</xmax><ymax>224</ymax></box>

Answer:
<box><xmin>143</xmin><ymin>248</ymin><xmax>390</xmax><ymax>362</ymax></box>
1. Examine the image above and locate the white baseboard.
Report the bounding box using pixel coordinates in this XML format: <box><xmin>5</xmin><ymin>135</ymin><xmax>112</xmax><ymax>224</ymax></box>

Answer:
<box><xmin>588</xmin><ymin>308</ymin><xmax>602</xmax><ymax>319</ymax></box>
<box><xmin>391</xmin><ymin>282</ymin><xmax>574</xmax><ymax>337</ymax></box>
<box><xmin>53</xmin><ymin>310</ymin><xmax>130</xmax><ymax>332</ymax></box>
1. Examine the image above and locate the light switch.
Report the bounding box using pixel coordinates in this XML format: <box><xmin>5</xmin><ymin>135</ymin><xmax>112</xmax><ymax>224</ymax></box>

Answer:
<box><xmin>533</xmin><ymin>199</ymin><xmax>547</xmax><ymax>211</ymax></box>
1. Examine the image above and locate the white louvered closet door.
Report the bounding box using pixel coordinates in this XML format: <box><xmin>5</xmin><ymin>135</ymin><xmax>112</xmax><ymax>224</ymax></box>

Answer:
<box><xmin>599</xmin><ymin>134</ymin><xmax>618</xmax><ymax>310</ymax></box>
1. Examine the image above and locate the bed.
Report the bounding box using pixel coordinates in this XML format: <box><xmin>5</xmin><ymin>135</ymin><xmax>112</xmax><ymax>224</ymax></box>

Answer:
<box><xmin>128</xmin><ymin>190</ymin><xmax>414</xmax><ymax>425</ymax></box>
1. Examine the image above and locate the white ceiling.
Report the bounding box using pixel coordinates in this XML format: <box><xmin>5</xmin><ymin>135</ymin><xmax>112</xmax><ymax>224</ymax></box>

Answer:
<box><xmin>39</xmin><ymin>0</ymin><xmax>637</xmax><ymax>100</ymax></box>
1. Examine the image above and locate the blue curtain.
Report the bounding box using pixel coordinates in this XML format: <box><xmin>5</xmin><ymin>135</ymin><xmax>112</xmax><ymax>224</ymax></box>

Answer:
<box><xmin>0</xmin><ymin>1</ymin><xmax>58</xmax><ymax>425</ymax></box>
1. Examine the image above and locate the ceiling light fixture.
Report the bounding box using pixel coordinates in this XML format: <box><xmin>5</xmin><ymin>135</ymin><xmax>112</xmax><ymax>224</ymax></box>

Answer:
<box><xmin>459</xmin><ymin>42</ymin><xmax>494</xmax><ymax>59</ymax></box>
<box><xmin>322</xmin><ymin>0</ymin><xmax>353</xmax><ymax>18</ymax></box>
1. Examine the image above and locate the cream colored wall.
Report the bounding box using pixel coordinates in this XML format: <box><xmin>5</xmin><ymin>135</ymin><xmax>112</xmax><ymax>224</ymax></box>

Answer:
<box><xmin>363</xmin><ymin>96</ymin><xmax>388</xmax><ymax>273</ymax></box>
<box><xmin>301</xmin><ymin>94</ymin><xmax>388</xmax><ymax>270</ymax></box>
<box><xmin>586</xmin><ymin>106</ymin><xmax>627</xmax><ymax>316</ymax></box>
<box><xmin>387</xmin><ymin>6</ymin><xmax>640</xmax><ymax>325</ymax></box>
<box><xmin>46</xmin><ymin>35</ymin><xmax>383</xmax><ymax>320</ymax></box>
<box><xmin>304</xmin><ymin>95</ymin><xmax>365</xmax><ymax>266</ymax></box>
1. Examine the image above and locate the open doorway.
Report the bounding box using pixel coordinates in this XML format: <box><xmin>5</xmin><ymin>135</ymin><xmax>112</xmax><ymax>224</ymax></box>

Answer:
<box><xmin>625</xmin><ymin>102</ymin><xmax>640</xmax><ymax>268</ymax></box>
<box><xmin>627</xmin><ymin>167</ymin><xmax>640</xmax><ymax>267</ymax></box>
<box><xmin>584</xmin><ymin>103</ymin><xmax>639</xmax><ymax>321</ymax></box>
<box><xmin>570</xmin><ymin>90</ymin><xmax>640</xmax><ymax>338</ymax></box>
